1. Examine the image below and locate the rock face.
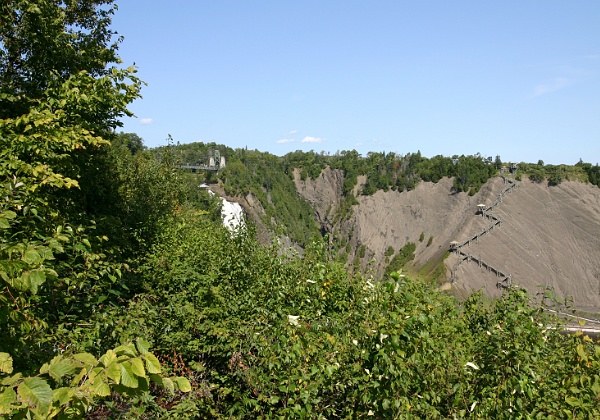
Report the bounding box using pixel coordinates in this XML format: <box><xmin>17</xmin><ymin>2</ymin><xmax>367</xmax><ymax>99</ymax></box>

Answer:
<box><xmin>294</xmin><ymin>169</ymin><xmax>600</xmax><ymax>311</ymax></box>
<box><xmin>293</xmin><ymin>167</ymin><xmax>345</xmax><ymax>234</ymax></box>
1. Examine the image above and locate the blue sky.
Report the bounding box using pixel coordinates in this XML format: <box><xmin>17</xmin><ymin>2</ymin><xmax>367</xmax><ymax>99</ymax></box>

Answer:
<box><xmin>113</xmin><ymin>1</ymin><xmax>599</xmax><ymax>164</ymax></box>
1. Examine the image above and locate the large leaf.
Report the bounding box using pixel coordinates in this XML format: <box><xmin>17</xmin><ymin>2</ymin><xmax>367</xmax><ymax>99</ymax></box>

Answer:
<box><xmin>52</xmin><ymin>387</ymin><xmax>74</xmax><ymax>407</ymax></box>
<box><xmin>1</xmin><ymin>373</ymin><xmax>22</xmax><ymax>387</ymax></box>
<box><xmin>17</xmin><ymin>377</ymin><xmax>52</xmax><ymax>414</ymax></box>
<box><xmin>0</xmin><ymin>210</ymin><xmax>16</xmax><ymax>219</ymax></box>
<box><xmin>0</xmin><ymin>388</ymin><xmax>17</xmax><ymax>415</ymax></box>
<box><xmin>175</xmin><ymin>377</ymin><xmax>192</xmax><ymax>393</ymax></box>
<box><xmin>135</xmin><ymin>338</ymin><xmax>150</xmax><ymax>355</ymax></box>
<box><xmin>28</xmin><ymin>269</ymin><xmax>46</xmax><ymax>294</ymax></box>
<box><xmin>47</xmin><ymin>358</ymin><xmax>78</xmax><ymax>382</ymax></box>
<box><xmin>114</xmin><ymin>344</ymin><xmax>137</xmax><ymax>358</ymax></box>
<box><xmin>99</xmin><ymin>350</ymin><xmax>116</xmax><ymax>367</ymax></box>
<box><xmin>161</xmin><ymin>377</ymin><xmax>175</xmax><ymax>394</ymax></box>
<box><xmin>105</xmin><ymin>361</ymin><xmax>121</xmax><ymax>384</ymax></box>
<box><xmin>119</xmin><ymin>362</ymin><xmax>138</xmax><ymax>389</ymax></box>
<box><xmin>89</xmin><ymin>378</ymin><xmax>111</xmax><ymax>397</ymax></box>
<box><xmin>143</xmin><ymin>353</ymin><xmax>161</xmax><ymax>374</ymax></box>
<box><xmin>130</xmin><ymin>358</ymin><xmax>145</xmax><ymax>378</ymax></box>
<box><xmin>22</xmin><ymin>247</ymin><xmax>42</xmax><ymax>265</ymax></box>
<box><xmin>0</xmin><ymin>353</ymin><xmax>13</xmax><ymax>374</ymax></box>
<box><xmin>73</xmin><ymin>353</ymin><xmax>97</xmax><ymax>367</ymax></box>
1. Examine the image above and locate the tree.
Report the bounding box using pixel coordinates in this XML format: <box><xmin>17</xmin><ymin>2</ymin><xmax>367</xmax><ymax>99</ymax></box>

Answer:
<box><xmin>494</xmin><ymin>155</ymin><xmax>502</xmax><ymax>170</ymax></box>
<box><xmin>0</xmin><ymin>0</ymin><xmax>141</xmax><ymax>369</ymax></box>
<box><xmin>114</xmin><ymin>132</ymin><xmax>146</xmax><ymax>154</ymax></box>
<box><xmin>0</xmin><ymin>0</ymin><xmax>123</xmax><ymax>121</ymax></box>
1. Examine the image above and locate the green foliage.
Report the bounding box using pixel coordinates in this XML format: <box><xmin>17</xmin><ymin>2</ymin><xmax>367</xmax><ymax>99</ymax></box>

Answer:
<box><xmin>528</xmin><ymin>168</ymin><xmax>545</xmax><ymax>183</ymax></box>
<box><xmin>114</xmin><ymin>214</ymin><xmax>600</xmax><ymax>418</ymax></box>
<box><xmin>419</xmin><ymin>231</ymin><xmax>425</xmax><ymax>242</ymax></box>
<box><xmin>384</xmin><ymin>242</ymin><xmax>416</xmax><ymax>277</ymax></box>
<box><xmin>452</xmin><ymin>154</ymin><xmax>496</xmax><ymax>194</ymax></box>
<box><xmin>0</xmin><ymin>2</ymin><xmax>197</xmax><ymax>416</ymax></box>
<box><xmin>582</xmin><ymin>162</ymin><xmax>600</xmax><ymax>187</ymax></box>
<box><xmin>282</xmin><ymin>149</ymin><xmax>497</xmax><ymax>198</ymax></box>
<box><xmin>0</xmin><ymin>340</ymin><xmax>190</xmax><ymax>419</ymax></box>
<box><xmin>0</xmin><ymin>0</ymin><xmax>124</xmax><ymax>120</ymax></box>
<box><xmin>210</xmin><ymin>148</ymin><xmax>321</xmax><ymax>247</ymax></box>
<box><xmin>518</xmin><ymin>162</ymin><xmax>592</xmax><ymax>187</ymax></box>
<box><xmin>114</xmin><ymin>132</ymin><xmax>146</xmax><ymax>155</ymax></box>
<box><xmin>358</xmin><ymin>244</ymin><xmax>367</xmax><ymax>259</ymax></box>
<box><xmin>426</xmin><ymin>236</ymin><xmax>434</xmax><ymax>247</ymax></box>
<box><xmin>0</xmin><ymin>69</ymin><xmax>140</xmax><ymax>368</ymax></box>
<box><xmin>384</xmin><ymin>246</ymin><xmax>395</xmax><ymax>257</ymax></box>
<box><xmin>548</xmin><ymin>170</ymin><xmax>564</xmax><ymax>186</ymax></box>
<box><xmin>462</xmin><ymin>290</ymin><xmax>600</xmax><ymax>418</ymax></box>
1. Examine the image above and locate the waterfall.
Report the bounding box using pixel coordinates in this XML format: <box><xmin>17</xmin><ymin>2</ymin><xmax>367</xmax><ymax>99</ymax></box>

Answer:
<box><xmin>204</xmin><ymin>186</ymin><xmax>245</xmax><ymax>231</ymax></box>
<box><xmin>220</xmin><ymin>198</ymin><xmax>244</xmax><ymax>231</ymax></box>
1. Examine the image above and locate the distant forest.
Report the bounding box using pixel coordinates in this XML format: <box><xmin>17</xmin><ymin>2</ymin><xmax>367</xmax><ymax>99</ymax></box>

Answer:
<box><xmin>163</xmin><ymin>142</ymin><xmax>600</xmax><ymax>247</ymax></box>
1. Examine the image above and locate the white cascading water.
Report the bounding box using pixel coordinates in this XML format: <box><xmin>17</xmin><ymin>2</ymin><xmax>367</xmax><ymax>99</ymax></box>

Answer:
<box><xmin>220</xmin><ymin>198</ymin><xmax>244</xmax><ymax>231</ymax></box>
<box><xmin>205</xmin><ymin>188</ymin><xmax>245</xmax><ymax>231</ymax></box>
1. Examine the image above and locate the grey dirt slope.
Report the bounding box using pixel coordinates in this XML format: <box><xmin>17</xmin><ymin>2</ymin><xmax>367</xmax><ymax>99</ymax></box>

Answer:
<box><xmin>295</xmin><ymin>170</ymin><xmax>600</xmax><ymax>311</ymax></box>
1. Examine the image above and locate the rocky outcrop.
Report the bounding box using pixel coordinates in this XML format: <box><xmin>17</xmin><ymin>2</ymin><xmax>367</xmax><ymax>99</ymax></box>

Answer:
<box><xmin>293</xmin><ymin>167</ymin><xmax>345</xmax><ymax>233</ymax></box>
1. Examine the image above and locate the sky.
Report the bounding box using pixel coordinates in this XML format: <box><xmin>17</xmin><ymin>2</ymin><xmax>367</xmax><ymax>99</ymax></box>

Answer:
<box><xmin>112</xmin><ymin>1</ymin><xmax>599</xmax><ymax>165</ymax></box>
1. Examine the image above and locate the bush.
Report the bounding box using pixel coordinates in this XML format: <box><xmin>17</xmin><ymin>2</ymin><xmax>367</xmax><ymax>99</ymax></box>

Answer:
<box><xmin>384</xmin><ymin>246</ymin><xmax>395</xmax><ymax>257</ymax></box>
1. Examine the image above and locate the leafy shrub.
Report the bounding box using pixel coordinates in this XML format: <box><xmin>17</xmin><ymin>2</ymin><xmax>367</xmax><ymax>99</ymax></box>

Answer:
<box><xmin>384</xmin><ymin>242</ymin><xmax>416</xmax><ymax>277</ymax></box>
<box><xmin>384</xmin><ymin>246</ymin><xmax>395</xmax><ymax>257</ymax></box>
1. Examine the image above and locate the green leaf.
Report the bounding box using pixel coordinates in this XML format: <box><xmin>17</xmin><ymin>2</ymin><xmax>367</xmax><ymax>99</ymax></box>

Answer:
<box><xmin>135</xmin><ymin>338</ymin><xmax>150</xmax><ymax>355</ymax></box>
<box><xmin>565</xmin><ymin>396</ymin><xmax>582</xmax><ymax>407</ymax></box>
<box><xmin>0</xmin><ymin>353</ymin><xmax>13</xmax><ymax>374</ymax></box>
<box><xmin>576</xmin><ymin>344</ymin><xmax>588</xmax><ymax>362</ymax></box>
<box><xmin>162</xmin><ymin>377</ymin><xmax>175</xmax><ymax>394</ymax></box>
<box><xmin>99</xmin><ymin>349</ymin><xmax>116</xmax><ymax>367</ymax></box>
<box><xmin>143</xmin><ymin>353</ymin><xmax>161</xmax><ymax>374</ymax></box>
<box><xmin>0</xmin><ymin>210</ymin><xmax>16</xmax><ymax>220</ymax></box>
<box><xmin>119</xmin><ymin>362</ymin><xmax>138</xmax><ymax>388</ymax></box>
<box><xmin>22</xmin><ymin>247</ymin><xmax>42</xmax><ymax>265</ymax></box>
<box><xmin>28</xmin><ymin>269</ymin><xmax>46</xmax><ymax>294</ymax></box>
<box><xmin>37</xmin><ymin>247</ymin><xmax>54</xmax><ymax>261</ymax></box>
<box><xmin>0</xmin><ymin>388</ymin><xmax>17</xmax><ymax>415</ymax></box>
<box><xmin>47</xmin><ymin>358</ymin><xmax>78</xmax><ymax>382</ymax></box>
<box><xmin>90</xmin><ymin>378</ymin><xmax>111</xmax><ymax>397</ymax></box>
<box><xmin>0</xmin><ymin>218</ymin><xmax>9</xmax><ymax>229</ymax></box>
<box><xmin>52</xmin><ymin>387</ymin><xmax>74</xmax><ymax>407</ymax></box>
<box><xmin>73</xmin><ymin>353</ymin><xmax>97</xmax><ymax>368</ymax></box>
<box><xmin>175</xmin><ymin>377</ymin><xmax>192</xmax><ymax>392</ymax></box>
<box><xmin>130</xmin><ymin>358</ymin><xmax>145</xmax><ymax>378</ymax></box>
<box><xmin>1</xmin><ymin>373</ymin><xmax>22</xmax><ymax>387</ymax></box>
<box><xmin>105</xmin><ymin>362</ymin><xmax>121</xmax><ymax>384</ymax></box>
<box><xmin>114</xmin><ymin>344</ymin><xmax>137</xmax><ymax>358</ymax></box>
<box><xmin>17</xmin><ymin>377</ymin><xmax>53</xmax><ymax>414</ymax></box>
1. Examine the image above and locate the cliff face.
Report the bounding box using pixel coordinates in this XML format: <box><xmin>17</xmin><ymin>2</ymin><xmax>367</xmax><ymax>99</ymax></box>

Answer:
<box><xmin>294</xmin><ymin>170</ymin><xmax>600</xmax><ymax>311</ymax></box>
<box><xmin>293</xmin><ymin>166</ymin><xmax>345</xmax><ymax>233</ymax></box>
